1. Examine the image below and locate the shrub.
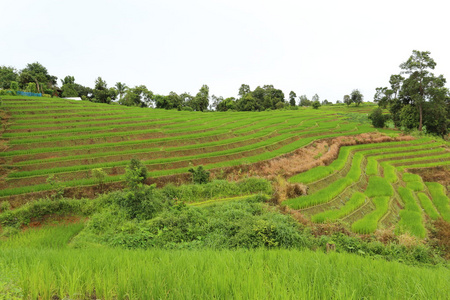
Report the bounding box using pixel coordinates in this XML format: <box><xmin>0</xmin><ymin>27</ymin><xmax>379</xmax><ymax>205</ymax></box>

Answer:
<box><xmin>10</xmin><ymin>81</ymin><xmax>18</xmax><ymax>91</ymax></box>
<box><xmin>91</xmin><ymin>168</ymin><xmax>107</xmax><ymax>189</ymax></box>
<box><xmin>124</xmin><ymin>158</ymin><xmax>148</xmax><ymax>189</ymax></box>
<box><xmin>188</xmin><ymin>166</ymin><xmax>210</xmax><ymax>184</ymax></box>
<box><xmin>368</xmin><ymin>107</ymin><xmax>390</xmax><ymax>128</ymax></box>
<box><xmin>312</xmin><ymin>101</ymin><xmax>321</xmax><ymax>109</ymax></box>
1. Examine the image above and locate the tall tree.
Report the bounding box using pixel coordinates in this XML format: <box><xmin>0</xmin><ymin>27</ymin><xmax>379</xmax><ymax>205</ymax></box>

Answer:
<box><xmin>115</xmin><ymin>82</ymin><xmax>128</xmax><ymax>100</ymax></box>
<box><xmin>399</xmin><ymin>50</ymin><xmax>439</xmax><ymax>131</ymax></box>
<box><xmin>92</xmin><ymin>77</ymin><xmax>117</xmax><ymax>104</ymax></box>
<box><xmin>289</xmin><ymin>91</ymin><xmax>297</xmax><ymax>106</ymax></box>
<box><xmin>0</xmin><ymin>66</ymin><xmax>18</xmax><ymax>89</ymax></box>
<box><xmin>238</xmin><ymin>84</ymin><xmax>251</xmax><ymax>98</ymax></box>
<box><xmin>298</xmin><ymin>95</ymin><xmax>310</xmax><ymax>106</ymax></box>
<box><xmin>193</xmin><ymin>84</ymin><xmax>209</xmax><ymax>111</ymax></box>
<box><xmin>343</xmin><ymin>95</ymin><xmax>351</xmax><ymax>106</ymax></box>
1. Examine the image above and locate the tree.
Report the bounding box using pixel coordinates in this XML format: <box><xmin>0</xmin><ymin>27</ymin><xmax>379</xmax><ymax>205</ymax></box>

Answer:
<box><xmin>350</xmin><ymin>89</ymin><xmax>363</xmax><ymax>106</ymax></box>
<box><xmin>298</xmin><ymin>95</ymin><xmax>310</xmax><ymax>106</ymax></box>
<box><xmin>321</xmin><ymin>99</ymin><xmax>330</xmax><ymax>105</ymax></box>
<box><xmin>216</xmin><ymin>97</ymin><xmax>236</xmax><ymax>111</ymax></box>
<box><xmin>120</xmin><ymin>85</ymin><xmax>153</xmax><ymax>107</ymax></box>
<box><xmin>238</xmin><ymin>84</ymin><xmax>251</xmax><ymax>98</ymax></box>
<box><xmin>373</xmin><ymin>87</ymin><xmax>393</xmax><ymax>109</ymax></box>
<box><xmin>311</xmin><ymin>94</ymin><xmax>319</xmax><ymax>103</ymax></box>
<box><xmin>188</xmin><ymin>166</ymin><xmax>210</xmax><ymax>184</ymax></box>
<box><xmin>92</xmin><ymin>77</ymin><xmax>117</xmax><ymax>103</ymax></box>
<box><xmin>193</xmin><ymin>84</ymin><xmax>209</xmax><ymax>111</ymax></box>
<box><xmin>289</xmin><ymin>91</ymin><xmax>297</xmax><ymax>106</ymax></box>
<box><xmin>10</xmin><ymin>81</ymin><xmax>18</xmax><ymax>92</ymax></box>
<box><xmin>18</xmin><ymin>62</ymin><xmax>57</xmax><ymax>93</ymax></box>
<box><xmin>399</xmin><ymin>50</ymin><xmax>441</xmax><ymax>131</ymax></box>
<box><xmin>0</xmin><ymin>66</ymin><xmax>18</xmax><ymax>89</ymax></box>
<box><xmin>60</xmin><ymin>75</ymin><xmax>78</xmax><ymax>97</ymax></box>
<box><xmin>343</xmin><ymin>95</ymin><xmax>352</xmax><ymax>106</ymax></box>
<box><xmin>115</xmin><ymin>82</ymin><xmax>128</xmax><ymax>100</ymax></box>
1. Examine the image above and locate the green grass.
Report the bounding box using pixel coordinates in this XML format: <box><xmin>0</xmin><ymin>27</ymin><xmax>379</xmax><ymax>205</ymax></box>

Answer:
<box><xmin>1</xmin><ymin>224</ymin><xmax>449</xmax><ymax>299</ymax></box>
<box><xmin>351</xmin><ymin>197</ymin><xmax>390</xmax><ymax>234</ymax></box>
<box><xmin>417</xmin><ymin>193</ymin><xmax>440</xmax><ymax>220</ymax></box>
<box><xmin>397</xmin><ymin>187</ymin><xmax>426</xmax><ymax>238</ymax></box>
<box><xmin>365</xmin><ymin>176</ymin><xmax>394</xmax><ymax>198</ymax></box>
<box><xmin>425</xmin><ymin>182</ymin><xmax>450</xmax><ymax>222</ymax></box>
<box><xmin>311</xmin><ymin>192</ymin><xmax>366</xmax><ymax>223</ymax></box>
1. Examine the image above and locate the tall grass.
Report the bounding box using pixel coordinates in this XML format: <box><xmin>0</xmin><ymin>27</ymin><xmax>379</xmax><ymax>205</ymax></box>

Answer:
<box><xmin>1</xmin><ymin>241</ymin><xmax>449</xmax><ymax>299</ymax></box>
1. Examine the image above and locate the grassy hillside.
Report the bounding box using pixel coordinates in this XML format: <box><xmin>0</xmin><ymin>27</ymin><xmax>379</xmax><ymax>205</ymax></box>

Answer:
<box><xmin>0</xmin><ymin>96</ymin><xmax>393</xmax><ymax>201</ymax></box>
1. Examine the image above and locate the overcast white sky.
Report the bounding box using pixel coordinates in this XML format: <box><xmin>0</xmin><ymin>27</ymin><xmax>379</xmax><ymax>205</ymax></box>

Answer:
<box><xmin>1</xmin><ymin>0</ymin><xmax>449</xmax><ymax>103</ymax></box>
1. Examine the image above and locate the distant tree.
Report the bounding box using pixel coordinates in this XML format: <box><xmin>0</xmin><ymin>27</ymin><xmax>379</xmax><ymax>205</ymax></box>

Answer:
<box><xmin>10</xmin><ymin>81</ymin><xmax>19</xmax><ymax>92</ymax></box>
<box><xmin>18</xmin><ymin>62</ymin><xmax>57</xmax><ymax>93</ymax></box>
<box><xmin>350</xmin><ymin>89</ymin><xmax>363</xmax><ymax>106</ymax></box>
<box><xmin>0</xmin><ymin>66</ymin><xmax>18</xmax><ymax>89</ymax></box>
<box><xmin>312</xmin><ymin>100</ymin><xmax>321</xmax><ymax>109</ymax></box>
<box><xmin>298</xmin><ymin>95</ymin><xmax>311</xmax><ymax>106</ymax></box>
<box><xmin>237</xmin><ymin>93</ymin><xmax>258</xmax><ymax>111</ymax></box>
<box><xmin>60</xmin><ymin>75</ymin><xmax>78</xmax><ymax>97</ymax></box>
<box><xmin>289</xmin><ymin>91</ymin><xmax>297</xmax><ymax>106</ymax></box>
<box><xmin>343</xmin><ymin>95</ymin><xmax>352</xmax><ymax>106</ymax></box>
<box><xmin>216</xmin><ymin>97</ymin><xmax>236</xmax><ymax>111</ymax></box>
<box><xmin>389</xmin><ymin>74</ymin><xmax>404</xmax><ymax>99</ymax></box>
<box><xmin>92</xmin><ymin>77</ymin><xmax>117</xmax><ymax>104</ymax></box>
<box><xmin>238</xmin><ymin>84</ymin><xmax>251</xmax><ymax>98</ymax></box>
<box><xmin>374</xmin><ymin>87</ymin><xmax>391</xmax><ymax>109</ymax></box>
<box><xmin>115</xmin><ymin>82</ymin><xmax>128</xmax><ymax>100</ymax></box>
<box><xmin>120</xmin><ymin>85</ymin><xmax>153</xmax><ymax>107</ymax></box>
<box><xmin>210</xmin><ymin>95</ymin><xmax>223</xmax><ymax>111</ymax></box>
<box><xmin>193</xmin><ymin>84</ymin><xmax>209</xmax><ymax>111</ymax></box>
<box><xmin>311</xmin><ymin>94</ymin><xmax>319</xmax><ymax>103</ymax></box>
<box><xmin>60</xmin><ymin>75</ymin><xmax>75</xmax><ymax>86</ymax></box>
<box><xmin>25</xmin><ymin>82</ymin><xmax>37</xmax><ymax>93</ymax></box>
<box><xmin>321</xmin><ymin>99</ymin><xmax>330</xmax><ymax>105</ymax></box>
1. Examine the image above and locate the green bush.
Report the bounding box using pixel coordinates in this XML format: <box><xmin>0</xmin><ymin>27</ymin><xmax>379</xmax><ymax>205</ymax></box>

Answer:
<box><xmin>188</xmin><ymin>165</ymin><xmax>210</xmax><ymax>184</ymax></box>
<box><xmin>368</xmin><ymin>108</ymin><xmax>390</xmax><ymax>128</ymax></box>
<box><xmin>124</xmin><ymin>158</ymin><xmax>148</xmax><ymax>189</ymax></box>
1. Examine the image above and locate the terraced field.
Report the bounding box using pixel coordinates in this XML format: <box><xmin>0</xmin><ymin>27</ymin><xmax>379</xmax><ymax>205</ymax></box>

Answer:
<box><xmin>286</xmin><ymin>138</ymin><xmax>450</xmax><ymax>237</ymax></box>
<box><xmin>0</xmin><ymin>96</ymin><xmax>392</xmax><ymax>202</ymax></box>
<box><xmin>0</xmin><ymin>96</ymin><xmax>449</xmax><ymax>240</ymax></box>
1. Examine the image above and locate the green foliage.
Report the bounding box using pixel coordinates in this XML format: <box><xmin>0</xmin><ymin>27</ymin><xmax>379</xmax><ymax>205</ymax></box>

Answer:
<box><xmin>311</xmin><ymin>100</ymin><xmax>321</xmax><ymax>109</ymax></box>
<box><xmin>46</xmin><ymin>174</ymin><xmax>65</xmax><ymax>199</ymax></box>
<box><xmin>124</xmin><ymin>158</ymin><xmax>148</xmax><ymax>189</ymax></box>
<box><xmin>350</xmin><ymin>89</ymin><xmax>363</xmax><ymax>106</ymax></box>
<box><xmin>368</xmin><ymin>107</ymin><xmax>390</xmax><ymax>128</ymax></box>
<box><xmin>0</xmin><ymin>201</ymin><xmax>11</xmax><ymax>213</ymax></box>
<box><xmin>9</xmin><ymin>81</ymin><xmax>18</xmax><ymax>91</ymax></box>
<box><xmin>416</xmin><ymin>192</ymin><xmax>440</xmax><ymax>220</ymax></box>
<box><xmin>0</xmin><ymin>198</ymin><xmax>96</xmax><ymax>228</ymax></box>
<box><xmin>91</xmin><ymin>168</ymin><xmax>107</xmax><ymax>187</ymax></box>
<box><xmin>188</xmin><ymin>165</ymin><xmax>210</xmax><ymax>184</ymax></box>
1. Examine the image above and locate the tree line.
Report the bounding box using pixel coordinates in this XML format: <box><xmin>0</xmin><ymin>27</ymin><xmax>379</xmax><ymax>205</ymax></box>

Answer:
<box><xmin>0</xmin><ymin>62</ymin><xmax>363</xmax><ymax>112</ymax></box>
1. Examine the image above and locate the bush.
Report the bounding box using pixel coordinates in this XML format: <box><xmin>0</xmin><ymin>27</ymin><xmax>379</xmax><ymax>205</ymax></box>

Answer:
<box><xmin>124</xmin><ymin>158</ymin><xmax>148</xmax><ymax>189</ymax></box>
<box><xmin>312</xmin><ymin>101</ymin><xmax>321</xmax><ymax>109</ymax></box>
<box><xmin>188</xmin><ymin>166</ymin><xmax>210</xmax><ymax>184</ymax></box>
<box><xmin>368</xmin><ymin>108</ymin><xmax>390</xmax><ymax>128</ymax></box>
<box><xmin>9</xmin><ymin>81</ymin><xmax>18</xmax><ymax>91</ymax></box>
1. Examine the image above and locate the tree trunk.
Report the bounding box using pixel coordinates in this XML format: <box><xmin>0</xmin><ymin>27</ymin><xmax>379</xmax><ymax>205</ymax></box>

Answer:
<box><xmin>418</xmin><ymin>104</ymin><xmax>423</xmax><ymax>131</ymax></box>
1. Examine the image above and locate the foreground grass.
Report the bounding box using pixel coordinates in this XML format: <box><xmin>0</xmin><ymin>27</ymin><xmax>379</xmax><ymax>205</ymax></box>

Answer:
<box><xmin>1</xmin><ymin>224</ymin><xmax>449</xmax><ymax>299</ymax></box>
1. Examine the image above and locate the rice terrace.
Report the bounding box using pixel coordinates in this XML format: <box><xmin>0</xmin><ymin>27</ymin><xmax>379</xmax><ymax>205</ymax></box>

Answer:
<box><xmin>1</xmin><ymin>50</ymin><xmax>450</xmax><ymax>298</ymax></box>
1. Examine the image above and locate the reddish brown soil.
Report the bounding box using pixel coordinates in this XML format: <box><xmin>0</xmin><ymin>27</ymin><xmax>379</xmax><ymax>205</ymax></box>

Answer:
<box><xmin>21</xmin><ymin>215</ymin><xmax>86</xmax><ymax>231</ymax></box>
